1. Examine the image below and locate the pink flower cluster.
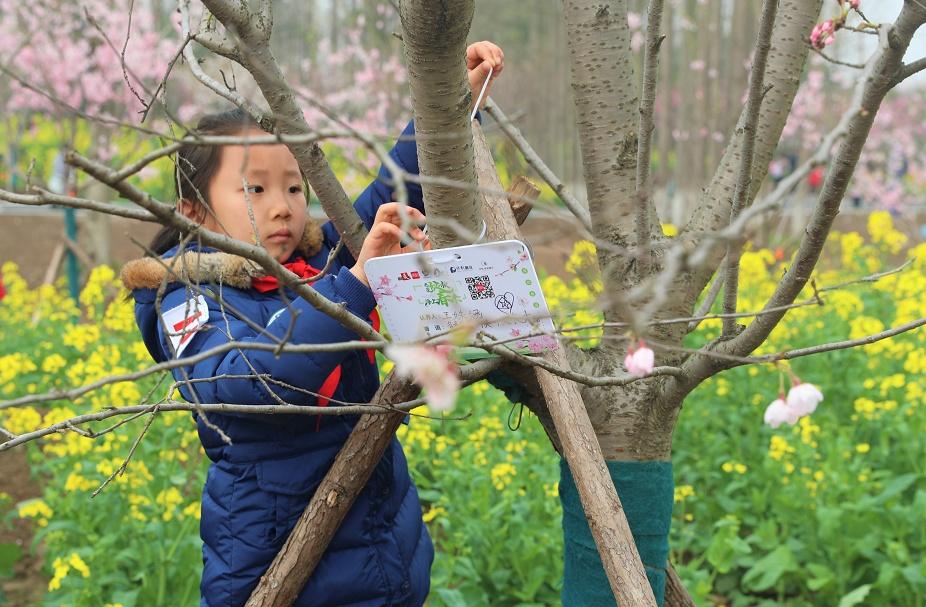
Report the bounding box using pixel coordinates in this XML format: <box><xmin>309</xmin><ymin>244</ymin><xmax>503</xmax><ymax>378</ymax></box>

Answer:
<box><xmin>0</xmin><ymin>0</ymin><xmax>176</xmax><ymax>117</ymax></box>
<box><xmin>810</xmin><ymin>0</ymin><xmax>862</xmax><ymax>50</ymax></box>
<box><xmin>385</xmin><ymin>344</ymin><xmax>460</xmax><ymax>412</ymax></box>
<box><xmin>810</xmin><ymin>20</ymin><xmax>837</xmax><ymax>49</ymax></box>
<box><xmin>763</xmin><ymin>380</ymin><xmax>824</xmax><ymax>428</ymax></box>
<box><xmin>624</xmin><ymin>340</ymin><xmax>655</xmax><ymax>377</ymax></box>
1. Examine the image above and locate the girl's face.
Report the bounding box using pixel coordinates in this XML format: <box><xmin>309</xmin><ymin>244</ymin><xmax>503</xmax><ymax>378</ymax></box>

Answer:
<box><xmin>189</xmin><ymin>129</ymin><xmax>308</xmax><ymax>263</ymax></box>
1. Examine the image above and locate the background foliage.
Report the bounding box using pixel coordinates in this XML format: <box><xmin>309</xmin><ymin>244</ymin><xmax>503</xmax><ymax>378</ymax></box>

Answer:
<box><xmin>2</xmin><ymin>213</ymin><xmax>924</xmax><ymax>606</ymax></box>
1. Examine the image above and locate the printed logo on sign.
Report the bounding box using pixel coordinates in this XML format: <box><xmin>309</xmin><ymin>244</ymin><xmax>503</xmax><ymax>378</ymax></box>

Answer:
<box><xmin>398</xmin><ymin>270</ymin><xmax>422</xmax><ymax>281</ymax></box>
<box><xmin>162</xmin><ymin>295</ymin><xmax>209</xmax><ymax>358</ymax></box>
<box><xmin>449</xmin><ymin>265</ymin><xmax>473</xmax><ymax>274</ymax></box>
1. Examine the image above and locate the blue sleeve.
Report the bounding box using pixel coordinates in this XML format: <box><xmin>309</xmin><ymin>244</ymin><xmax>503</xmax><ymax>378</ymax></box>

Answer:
<box><xmin>157</xmin><ymin>266</ymin><xmax>376</xmax><ymax>406</ymax></box>
<box><xmin>321</xmin><ymin>119</ymin><xmax>424</xmax><ymax>268</ymax></box>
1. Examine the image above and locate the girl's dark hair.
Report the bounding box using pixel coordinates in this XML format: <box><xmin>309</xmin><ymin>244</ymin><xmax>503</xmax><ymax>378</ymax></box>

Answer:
<box><xmin>148</xmin><ymin>108</ymin><xmax>263</xmax><ymax>255</ymax></box>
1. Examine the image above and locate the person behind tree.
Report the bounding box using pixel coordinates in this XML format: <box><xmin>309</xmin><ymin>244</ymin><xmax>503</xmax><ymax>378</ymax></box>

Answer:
<box><xmin>121</xmin><ymin>41</ymin><xmax>504</xmax><ymax>607</ymax></box>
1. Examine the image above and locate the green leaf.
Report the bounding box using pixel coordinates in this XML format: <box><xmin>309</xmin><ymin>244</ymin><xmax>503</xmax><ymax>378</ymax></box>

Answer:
<box><xmin>0</xmin><ymin>543</ymin><xmax>22</xmax><ymax>577</ymax></box>
<box><xmin>862</xmin><ymin>473</ymin><xmax>918</xmax><ymax>506</ymax></box>
<box><xmin>743</xmin><ymin>545</ymin><xmax>798</xmax><ymax>591</ymax></box>
<box><xmin>837</xmin><ymin>584</ymin><xmax>871</xmax><ymax>607</ymax></box>
<box><xmin>806</xmin><ymin>563</ymin><xmax>834</xmax><ymax>591</ymax></box>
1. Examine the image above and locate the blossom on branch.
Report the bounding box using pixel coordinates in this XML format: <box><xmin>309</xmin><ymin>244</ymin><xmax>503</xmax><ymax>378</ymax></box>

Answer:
<box><xmin>763</xmin><ymin>367</ymin><xmax>825</xmax><ymax>428</ymax></box>
<box><xmin>764</xmin><ymin>395</ymin><xmax>800</xmax><ymax>428</ymax></box>
<box><xmin>385</xmin><ymin>344</ymin><xmax>460</xmax><ymax>412</ymax></box>
<box><xmin>787</xmin><ymin>382</ymin><xmax>824</xmax><ymax>417</ymax></box>
<box><xmin>810</xmin><ymin>20</ymin><xmax>837</xmax><ymax>49</ymax></box>
<box><xmin>624</xmin><ymin>340</ymin><xmax>655</xmax><ymax>377</ymax></box>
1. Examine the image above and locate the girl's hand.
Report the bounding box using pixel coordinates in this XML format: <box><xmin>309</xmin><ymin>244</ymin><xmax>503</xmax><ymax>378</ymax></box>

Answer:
<box><xmin>350</xmin><ymin>204</ymin><xmax>430</xmax><ymax>286</ymax></box>
<box><xmin>466</xmin><ymin>41</ymin><xmax>504</xmax><ymax>112</ymax></box>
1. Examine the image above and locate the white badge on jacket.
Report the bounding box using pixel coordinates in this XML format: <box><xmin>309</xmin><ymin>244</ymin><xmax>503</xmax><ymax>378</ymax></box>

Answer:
<box><xmin>162</xmin><ymin>295</ymin><xmax>209</xmax><ymax>357</ymax></box>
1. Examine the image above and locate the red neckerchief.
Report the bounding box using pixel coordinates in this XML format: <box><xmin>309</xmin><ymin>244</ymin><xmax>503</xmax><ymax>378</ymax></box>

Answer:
<box><xmin>251</xmin><ymin>258</ymin><xmax>321</xmax><ymax>293</ymax></box>
<box><xmin>251</xmin><ymin>257</ymin><xmax>381</xmax><ymax>430</ymax></box>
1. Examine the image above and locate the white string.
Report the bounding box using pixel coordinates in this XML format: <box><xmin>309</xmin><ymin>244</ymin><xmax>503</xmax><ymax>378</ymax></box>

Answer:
<box><xmin>470</xmin><ymin>66</ymin><xmax>494</xmax><ymax>121</ymax></box>
<box><xmin>421</xmin><ymin>219</ymin><xmax>487</xmax><ymax>243</ymax></box>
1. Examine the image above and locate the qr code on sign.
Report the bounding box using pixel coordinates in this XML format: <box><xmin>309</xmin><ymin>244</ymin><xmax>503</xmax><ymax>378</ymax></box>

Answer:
<box><xmin>465</xmin><ymin>275</ymin><xmax>494</xmax><ymax>300</ymax></box>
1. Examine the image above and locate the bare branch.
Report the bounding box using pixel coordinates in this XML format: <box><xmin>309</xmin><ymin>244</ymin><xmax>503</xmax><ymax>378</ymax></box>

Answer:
<box><xmin>722</xmin><ymin>0</ymin><xmax>779</xmax><ymax>336</ymax></box>
<box><xmin>484</xmin><ymin>98</ymin><xmax>593</xmax><ymax>232</ymax></box>
<box><xmin>0</xmin><ymin>361</ymin><xmax>502</xmax><ymax>454</ymax></box>
<box><xmin>180</xmin><ymin>0</ymin><xmax>269</xmax><ymax>125</ymax></box>
<box><xmin>810</xmin><ymin>45</ymin><xmax>866</xmax><ymax>69</ymax></box>
<box><xmin>655</xmin><ymin>316</ymin><xmax>926</xmax><ymax>368</ymax></box>
<box><xmin>0</xmin><ymin>187</ymin><xmax>158</xmax><ymax>221</ymax></box>
<box><xmin>894</xmin><ymin>55</ymin><xmax>926</xmax><ymax>85</ymax></box>
<box><xmin>634</xmin><ymin>0</ymin><xmax>666</xmax><ymax>277</ymax></box>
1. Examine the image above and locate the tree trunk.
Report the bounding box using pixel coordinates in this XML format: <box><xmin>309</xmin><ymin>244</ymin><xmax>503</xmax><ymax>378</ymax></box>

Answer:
<box><xmin>561</xmin><ymin>0</ymin><xmax>646</xmax><ymax>328</ymax></box>
<box><xmin>399</xmin><ymin>0</ymin><xmax>481</xmax><ymax>246</ymax></box>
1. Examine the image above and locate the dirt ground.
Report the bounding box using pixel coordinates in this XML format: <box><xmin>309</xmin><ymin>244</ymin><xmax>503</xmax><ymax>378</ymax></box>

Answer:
<box><xmin>0</xmin><ymin>443</ymin><xmax>46</xmax><ymax>606</ymax></box>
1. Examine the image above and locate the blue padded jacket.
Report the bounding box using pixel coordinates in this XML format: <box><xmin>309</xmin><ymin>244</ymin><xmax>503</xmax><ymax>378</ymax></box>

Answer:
<box><xmin>130</xmin><ymin>121</ymin><xmax>433</xmax><ymax>607</ymax></box>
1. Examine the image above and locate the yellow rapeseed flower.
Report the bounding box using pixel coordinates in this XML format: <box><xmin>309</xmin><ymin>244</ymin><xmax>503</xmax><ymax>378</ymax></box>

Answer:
<box><xmin>856</xmin><ymin>443</ymin><xmax>871</xmax><ymax>454</ymax></box>
<box><xmin>48</xmin><ymin>556</ymin><xmax>70</xmax><ymax>591</ymax></box>
<box><xmin>2</xmin><ymin>406</ymin><xmax>42</xmax><ymax>434</ymax></box>
<box><xmin>62</xmin><ymin>324</ymin><xmax>101</xmax><ymax>353</ymax></box>
<box><xmin>68</xmin><ymin>552</ymin><xmax>90</xmax><ymax>578</ymax></box>
<box><xmin>422</xmin><ymin>505</ymin><xmax>447</xmax><ymax>523</ymax></box>
<box><xmin>674</xmin><ymin>485</ymin><xmax>695</xmax><ymax>503</ymax></box>
<box><xmin>41</xmin><ymin>353</ymin><xmax>68</xmax><ymax>374</ymax></box>
<box><xmin>490</xmin><ymin>462</ymin><xmax>517</xmax><ymax>491</ymax></box>
<box><xmin>18</xmin><ymin>499</ymin><xmax>53</xmax><ymax>527</ymax></box>
<box><xmin>156</xmin><ymin>487</ymin><xmax>184</xmax><ymax>521</ymax></box>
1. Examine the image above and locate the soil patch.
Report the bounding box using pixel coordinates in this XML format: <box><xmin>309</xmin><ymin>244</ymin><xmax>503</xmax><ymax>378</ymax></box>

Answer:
<box><xmin>0</xmin><ymin>443</ymin><xmax>46</xmax><ymax>606</ymax></box>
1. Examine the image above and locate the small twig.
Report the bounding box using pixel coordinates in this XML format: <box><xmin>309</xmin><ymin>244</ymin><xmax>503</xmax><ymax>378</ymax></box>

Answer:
<box><xmin>91</xmin><ymin>403</ymin><xmax>161</xmax><ymax>498</ymax></box>
<box><xmin>810</xmin><ymin>45</ymin><xmax>866</xmax><ymax>69</ymax></box>
<box><xmin>483</xmin><ymin>99</ymin><xmax>593</xmax><ymax>232</ymax></box>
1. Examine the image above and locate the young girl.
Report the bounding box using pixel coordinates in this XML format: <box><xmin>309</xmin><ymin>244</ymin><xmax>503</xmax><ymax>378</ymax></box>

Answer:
<box><xmin>121</xmin><ymin>42</ymin><xmax>503</xmax><ymax>607</ymax></box>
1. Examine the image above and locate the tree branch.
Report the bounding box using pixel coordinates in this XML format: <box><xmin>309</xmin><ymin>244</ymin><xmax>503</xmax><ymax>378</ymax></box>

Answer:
<box><xmin>483</xmin><ymin>98</ymin><xmax>593</xmax><ymax>232</ymax></box>
<box><xmin>0</xmin><ymin>360</ymin><xmax>499</xmax><ymax>453</ymax></box>
<box><xmin>199</xmin><ymin>0</ymin><xmax>369</xmax><ymax>257</ymax></box>
<box><xmin>893</xmin><ymin>55</ymin><xmax>926</xmax><ymax>85</ymax></box>
<box><xmin>680</xmin><ymin>0</ymin><xmax>824</xmax><ymax>311</ymax></box>
<box><xmin>721</xmin><ymin>0</ymin><xmax>778</xmax><ymax>336</ymax></box>
<box><xmin>65</xmin><ymin>149</ymin><xmax>381</xmax><ymax>343</ymax></box>
<box><xmin>683</xmin><ymin>4</ymin><xmax>926</xmax><ymax>383</ymax></box>
<box><xmin>635</xmin><ymin>0</ymin><xmax>666</xmax><ymax>278</ymax></box>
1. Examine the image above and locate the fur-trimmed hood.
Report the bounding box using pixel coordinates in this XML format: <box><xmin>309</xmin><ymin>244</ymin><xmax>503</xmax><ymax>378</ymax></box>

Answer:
<box><xmin>120</xmin><ymin>219</ymin><xmax>323</xmax><ymax>291</ymax></box>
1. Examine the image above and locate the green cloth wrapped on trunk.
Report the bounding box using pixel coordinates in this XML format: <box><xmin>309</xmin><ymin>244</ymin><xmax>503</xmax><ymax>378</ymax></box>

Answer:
<box><xmin>559</xmin><ymin>459</ymin><xmax>674</xmax><ymax>606</ymax></box>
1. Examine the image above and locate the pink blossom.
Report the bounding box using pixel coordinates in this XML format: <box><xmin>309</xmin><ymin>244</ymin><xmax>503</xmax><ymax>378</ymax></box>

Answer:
<box><xmin>810</xmin><ymin>20</ymin><xmax>837</xmax><ymax>50</ymax></box>
<box><xmin>385</xmin><ymin>344</ymin><xmax>460</xmax><ymax>412</ymax></box>
<box><xmin>763</xmin><ymin>395</ymin><xmax>799</xmax><ymax>428</ymax></box>
<box><xmin>787</xmin><ymin>382</ymin><xmax>823</xmax><ymax>416</ymax></box>
<box><xmin>624</xmin><ymin>340</ymin><xmax>655</xmax><ymax>377</ymax></box>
